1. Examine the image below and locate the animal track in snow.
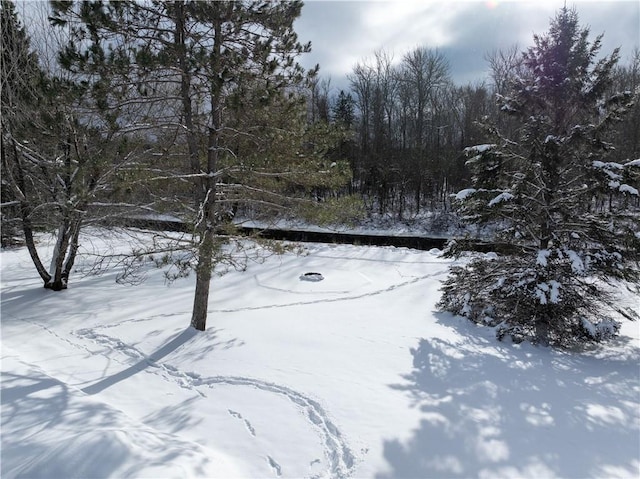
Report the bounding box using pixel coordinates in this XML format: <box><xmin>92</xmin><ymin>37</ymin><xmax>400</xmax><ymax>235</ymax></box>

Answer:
<box><xmin>197</xmin><ymin>375</ymin><xmax>355</xmax><ymax>478</ymax></box>
<box><xmin>212</xmin><ymin>270</ymin><xmax>447</xmax><ymax>314</ymax></box>
<box><xmin>309</xmin><ymin>457</ymin><xmax>323</xmax><ymax>477</ymax></box>
<box><xmin>228</xmin><ymin>409</ymin><xmax>256</xmax><ymax>437</ymax></box>
<box><xmin>267</xmin><ymin>455</ymin><xmax>282</xmax><ymax>476</ymax></box>
<box><xmin>71</xmin><ymin>328</ymin><xmax>356</xmax><ymax>478</ymax></box>
<box><xmin>95</xmin><ymin>312</ymin><xmax>190</xmax><ymax>330</ymax></box>
<box><xmin>73</xmin><ymin>328</ymin><xmax>206</xmax><ymax>397</ymax></box>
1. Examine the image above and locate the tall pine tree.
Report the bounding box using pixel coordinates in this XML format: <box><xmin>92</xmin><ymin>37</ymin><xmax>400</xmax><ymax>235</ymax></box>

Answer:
<box><xmin>51</xmin><ymin>0</ymin><xmax>353</xmax><ymax>330</ymax></box>
<box><xmin>439</xmin><ymin>7</ymin><xmax>639</xmax><ymax>346</ymax></box>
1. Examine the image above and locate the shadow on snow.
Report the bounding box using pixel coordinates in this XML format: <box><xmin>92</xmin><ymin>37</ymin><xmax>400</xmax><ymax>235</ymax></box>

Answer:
<box><xmin>81</xmin><ymin>327</ymin><xmax>198</xmax><ymax>395</ymax></box>
<box><xmin>378</xmin><ymin>313</ymin><xmax>640</xmax><ymax>479</ymax></box>
<box><xmin>0</xmin><ymin>363</ymin><xmax>212</xmax><ymax>478</ymax></box>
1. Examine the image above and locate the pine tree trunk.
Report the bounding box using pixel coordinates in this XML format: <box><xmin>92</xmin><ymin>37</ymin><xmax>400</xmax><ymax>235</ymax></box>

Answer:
<box><xmin>174</xmin><ymin>1</ymin><xmax>200</xmax><ymax>207</ymax></box>
<box><xmin>535</xmin><ymin>315</ymin><xmax>551</xmax><ymax>346</ymax></box>
<box><xmin>48</xmin><ymin>223</ymin><xmax>70</xmax><ymax>290</ymax></box>
<box><xmin>191</xmin><ymin>228</ymin><xmax>214</xmax><ymax>331</ymax></box>
<box><xmin>189</xmin><ymin>8</ymin><xmax>223</xmax><ymax>332</ymax></box>
<box><xmin>60</xmin><ymin>217</ymin><xmax>82</xmax><ymax>287</ymax></box>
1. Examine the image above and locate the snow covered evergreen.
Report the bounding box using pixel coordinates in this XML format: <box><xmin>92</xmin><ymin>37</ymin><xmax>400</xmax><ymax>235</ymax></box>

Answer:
<box><xmin>439</xmin><ymin>7</ymin><xmax>640</xmax><ymax>346</ymax></box>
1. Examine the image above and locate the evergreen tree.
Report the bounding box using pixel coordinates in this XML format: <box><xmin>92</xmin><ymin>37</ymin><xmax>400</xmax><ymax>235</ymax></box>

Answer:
<box><xmin>439</xmin><ymin>7</ymin><xmax>640</xmax><ymax>346</ymax></box>
<box><xmin>332</xmin><ymin>90</ymin><xmax>355</xmax><ymax>129</ymax></box>
<box><xmin>51</xmin><ymin>0</ymin><xmax>353</xmax><ymax>330</ymax></box>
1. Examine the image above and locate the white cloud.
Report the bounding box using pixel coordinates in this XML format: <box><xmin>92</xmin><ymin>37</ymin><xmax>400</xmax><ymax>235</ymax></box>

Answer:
<box><xmin>297</xmin><ymin>0</ymin><xmax>639</xmax><ymax>91</ymax></box>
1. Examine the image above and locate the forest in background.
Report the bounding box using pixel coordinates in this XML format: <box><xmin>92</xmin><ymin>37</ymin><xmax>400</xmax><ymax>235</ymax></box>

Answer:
<box><xmin>3</xmin><ymin>0</ymin><xmax>639</xmax><ymax>242</ymax></box>
<box><xmin>309</xmin><ymin>45</ymin><xmax>640</xmax><ymax>222</ymax></box>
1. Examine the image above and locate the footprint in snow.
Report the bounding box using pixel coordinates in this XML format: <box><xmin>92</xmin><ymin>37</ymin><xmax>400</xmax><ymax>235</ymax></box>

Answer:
<box><xmin>267</xmin><ymin>455</ymin><xmax>282</xmax><ymax>476</ymax></box>
<box><xmin>227</xmin><ymin>409</ymin><xmax>256</xmax><ymax>437</ymax></box>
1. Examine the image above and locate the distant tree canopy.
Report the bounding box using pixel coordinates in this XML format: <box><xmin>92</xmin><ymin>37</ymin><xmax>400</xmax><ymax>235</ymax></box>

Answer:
<box><xmin>332</xmin><ymin>22</ymin><xmax>639</xmax><ymax>224</ymax></box>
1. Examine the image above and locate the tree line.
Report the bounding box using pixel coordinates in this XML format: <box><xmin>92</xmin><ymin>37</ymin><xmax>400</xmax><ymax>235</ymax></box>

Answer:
<box><xmin>312</xmin><ymin>43</ymin><xmax>640</xmax><ymax>222</ymax></box>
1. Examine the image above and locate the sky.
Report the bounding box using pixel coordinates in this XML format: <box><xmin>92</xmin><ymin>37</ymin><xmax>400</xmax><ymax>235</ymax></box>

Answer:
<box><xmin>13</xmin><ymin>0</ymin><xmax>639</xmax><ymax>92</ymax></box>
<box><xmin>294</xmin><ymin>0</ymin><xmax>640</xmax><ymax>91</ymax></box>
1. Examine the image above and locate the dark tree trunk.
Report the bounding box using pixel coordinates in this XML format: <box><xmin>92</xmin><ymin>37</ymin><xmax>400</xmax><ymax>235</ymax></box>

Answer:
<box><xmin>48</xmin><ymin>221</ymin><xmax>72</xmax><ymax>290</ymax></box>
<box><xmin>190</xmin><ymin>10</ymin><xmax>223</xmax><ymax>332</ymax></box>
<box><xmin>174</xmin><ymin>1</ymin><xmax>200</xmax><ymax>207</ymax></box>
<box><xmin>61</xmin><ymin>217</ymin><xmax>82</xmax><ymax>284</ymax></box>
<box><xmin>190</xmin><ymin>227</ymin><xmax>214</xmax><ymax>331</ymax></box>
<box><xmin>5</xmin><ymin>136</ymin><xmax>52</xmax><ymax>285</ymax></box>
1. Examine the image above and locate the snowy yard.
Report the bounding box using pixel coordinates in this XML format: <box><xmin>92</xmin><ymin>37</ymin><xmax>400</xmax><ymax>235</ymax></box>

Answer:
<box><xmin>1</xmin><ymin>230</ymin><xmax>639</xmax><ymax>478</ymax></box>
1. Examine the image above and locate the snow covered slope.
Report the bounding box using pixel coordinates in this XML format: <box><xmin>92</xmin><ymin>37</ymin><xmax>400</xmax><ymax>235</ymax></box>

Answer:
<box><xmin>1</xmin><ymin>231</ymin><xmax>639</xmax><ymax>478</ymax></box>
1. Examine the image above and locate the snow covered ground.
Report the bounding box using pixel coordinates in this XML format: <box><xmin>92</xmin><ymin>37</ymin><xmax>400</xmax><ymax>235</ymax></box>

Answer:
<box><xmin>1</xmin><ymin>229</ymin><xmax>639</xmax><ymax>478</ymax></box>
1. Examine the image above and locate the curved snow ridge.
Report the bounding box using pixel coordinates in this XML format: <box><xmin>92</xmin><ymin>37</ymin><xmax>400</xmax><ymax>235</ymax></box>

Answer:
<box><xmin>194</xmin><ymin>374</ymin><xmax>356</xmax><ymax>479</ymax></box>
<box><xmin>73</xmin><ymin>328</ymin><xmax>357</xmax><ymax>478</ymax></box>
<box><xmin>212</xmin><ymin>270</ymin><xmax>448</xmax><ymax>314</ymax></box>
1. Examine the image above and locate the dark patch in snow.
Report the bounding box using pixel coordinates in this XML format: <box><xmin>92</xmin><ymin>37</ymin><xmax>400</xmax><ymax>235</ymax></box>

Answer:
<box><xmin>228</xmin><ymin>409</ymin><xmax>256</xmax><ymax>437</ymax></box>
<box><xmin>267</xmin><ymin>455</ymin><xmax>282</xmax><ymax>476</ymax></box>
<box><xmin>300</xmin><ymin>272</ymin><xmax>324</xmax><ymax>282</ymax></box>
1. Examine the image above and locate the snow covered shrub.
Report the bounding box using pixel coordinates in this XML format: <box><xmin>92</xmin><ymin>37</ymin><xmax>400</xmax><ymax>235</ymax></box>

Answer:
<box><xmin>438</xmin><ymin>252</ymin><xmax>627</xmax><ymax>346</ymax></box>
<box><xmin>438</xmin><ymin>7</ymin><xmax>640</xmax><ymax>347</ymax></box>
